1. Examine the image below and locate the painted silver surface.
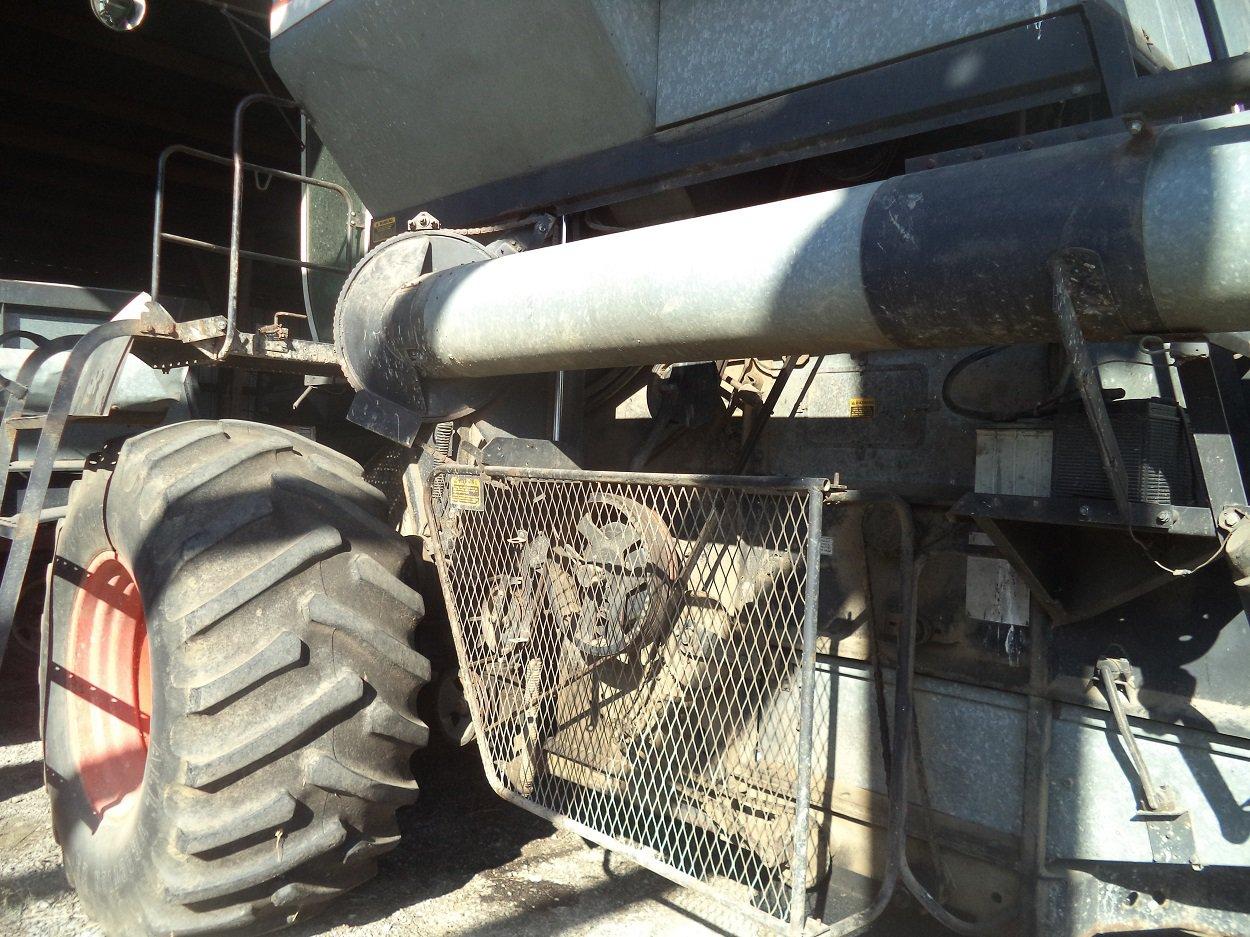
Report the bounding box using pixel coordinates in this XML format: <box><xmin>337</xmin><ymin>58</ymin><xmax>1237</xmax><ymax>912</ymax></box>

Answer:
<box><xmin>0</xmin><ymin>349</ymin><xmax>179</xmax><ymax>413</ymax></box>
<box><xmin>1212</xmin><ymin>0</ymin><xmax>1250</xmax><ymax>56</ymax></box>
<box><xmin>412</xmin><ymin>182</ymin><xmax>885</xmax><ymax>377</ymax></box>
<box><xmin>0</xmin><ymin>282</ymin><xmax>197</xmax><ymax>462</ymax></box>
<box><xmin>658</xmin><ymin>0</ymin><xmax>1215</xmax><ymax>126</ymax></box>
<box><xmin>274</xmin><ymin>0</ymin><xmax>1218</xmax><ymax>211</ymax></box>
<box><xmin>1145</xmin><ymin>112</ymin><xmax>1250</xmax><ymax>333</ymax></box>
<box><xmin>380</xmin><ymin>114</ymin><xmax>1250</xmax><ymax>380</ymax></box>
<box><xmin>788</xmin><ymin>662</ymin><xmax>1250</xmax><ymax>867</ymax></box>
<box><xmin>1046</xmin><ymin>703</ymin><xmax>1250</xmax><ymax>864</ymax></box>
<box><xmin>1123</xmin><ymin>0</ymin><xmax>1219</xmax><ymax>67</ymax></box>
<box><xmin>656</xmin><ymin>0</ymin><xmax>1084</xmax><ymax>125</ymax></box>
<box><xmin>775</xmin><ymin>660</ymin><xmax>1030</xmax><ymax>836</ymax></box>
<box><xmin>270</xmin><ymin>0</ymin><xmax>658</xmax><ymax>213</ymax></box>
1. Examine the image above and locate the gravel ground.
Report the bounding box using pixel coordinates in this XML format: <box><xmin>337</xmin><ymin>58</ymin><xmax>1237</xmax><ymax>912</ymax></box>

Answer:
<box><xmin>0</xmin><ymin>646</ymin><xmax>947</xmax><ymax>937</ymax></box>
<box><xmin>0</xmin><ymin>647</ymin><xmax>101</xmax><ymax>937</ymax></box>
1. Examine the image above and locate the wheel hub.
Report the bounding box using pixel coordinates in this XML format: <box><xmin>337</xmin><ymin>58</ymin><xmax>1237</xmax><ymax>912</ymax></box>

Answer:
<box><xmin>65</xmin><ymin>551</ymin><xmax>150</xmax><ymax>818</ymax></box>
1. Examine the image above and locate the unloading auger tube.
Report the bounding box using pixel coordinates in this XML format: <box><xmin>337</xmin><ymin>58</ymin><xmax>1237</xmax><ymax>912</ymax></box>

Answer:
<box><xmin>334</xmin><ymin>112</ymin><xmax>1250</xmax><ymax>410</ymax></box>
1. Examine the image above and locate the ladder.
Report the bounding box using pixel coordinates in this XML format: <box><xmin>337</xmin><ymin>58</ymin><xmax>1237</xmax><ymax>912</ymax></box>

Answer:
<box><xmin>0</xmin><ymin>309</ymin><xmax>155</xmax><ymax>669</ymax></box>
<box><xmin>0</xmin><ymin>94</ymin><xmax>360</xmax><ymax>671</ymax></box>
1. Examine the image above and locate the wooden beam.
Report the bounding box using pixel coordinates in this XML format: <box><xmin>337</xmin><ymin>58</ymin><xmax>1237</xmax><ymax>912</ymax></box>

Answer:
<box><xmin>1</xmin><ymin>159</ymin><xmax>224</xmax><ymax>213</ymax></box>
<box><xmin>0</xmin><ymin>73</ymin><xmax>294</xmax><ymax>165</ymax></box>
<box><xmin>21</xmin><ymin>11</ymin><xmax>263</xmax><ymax>93</ymax></box>
<box><xmin>198</xmin><ymin>0</ymin><xmax>272</xmax><ymax>19</ymax></box>
<box><xmin>0</xmin><ymin>122</ymin><xmax>231</xmax><ymax>190</ymax></box>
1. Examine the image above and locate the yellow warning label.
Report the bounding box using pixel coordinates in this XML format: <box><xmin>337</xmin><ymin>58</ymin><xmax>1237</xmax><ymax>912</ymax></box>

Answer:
<box><xmin>849</xmin><ymin>396</ymin><xmax>877</xmax><ymax>418</ymax></box>
<box><xmin>448</xmin><ymin>475</ymin><xmax>483</xmax><ymax>510</ymax></box>
<box><xmin>371</xmin><ymin>215</ymin><xmax>397</xmax><ymax>242</ymax></box>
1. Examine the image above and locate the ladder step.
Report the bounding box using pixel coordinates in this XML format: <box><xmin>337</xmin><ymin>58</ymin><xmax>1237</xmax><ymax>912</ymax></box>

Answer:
<box><xmin>6</xmin><ymin>412</ymin><xmax>164</xmax><ymax>430</ymax></box>
<box><xmin>6</xmin><ymin>415</ymin><xmax>46</xmax><ymax>431</ymax></box>
<box><xmin>5</xmin><ymin>459</ymin><xmax>87</xmax><ymax>473</ymax></box>
<box><xmin>0</xmin><ymin>505</ymin><xmax>70</xmax><ymax>537</ymax></box>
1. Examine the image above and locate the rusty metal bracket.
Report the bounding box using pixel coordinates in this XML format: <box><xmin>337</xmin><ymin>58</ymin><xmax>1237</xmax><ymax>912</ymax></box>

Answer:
<box><xmin>1096</xmin><ymin>656</ymin><xmax>1200</xmax><ymax>867</ymax></box>
<box><xmin>1050</xmin><ymin>250</ymin><xmax>1133</xmax><ymax>521</ymax></box>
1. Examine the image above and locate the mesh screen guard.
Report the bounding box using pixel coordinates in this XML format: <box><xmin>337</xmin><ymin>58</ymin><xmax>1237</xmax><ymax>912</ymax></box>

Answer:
<box><xmin>428</xmin><ymin>465</ymin><xmax>824</xmax><ymax>932</ymax></box>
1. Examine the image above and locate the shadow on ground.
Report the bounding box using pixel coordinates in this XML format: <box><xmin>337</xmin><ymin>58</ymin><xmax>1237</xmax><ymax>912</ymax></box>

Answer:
<box><xmin>1</xmin><ymin>644</ymin><xmax>951</xmax><ymax>936</ymax></box>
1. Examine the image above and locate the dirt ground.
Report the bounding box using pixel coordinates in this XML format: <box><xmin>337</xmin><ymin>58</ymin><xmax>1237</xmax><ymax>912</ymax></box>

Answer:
<box><xmin>0</xmin><ymin>645</ymin><xmax>948</xmax><ymax>937</ymax></box>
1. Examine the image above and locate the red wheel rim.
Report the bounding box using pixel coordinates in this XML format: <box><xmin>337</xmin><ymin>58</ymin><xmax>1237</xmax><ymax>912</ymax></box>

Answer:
<box><xmin>65</xmin><ymin>551</ymin><xmax>151</xmax><ymax>818</ymax></box>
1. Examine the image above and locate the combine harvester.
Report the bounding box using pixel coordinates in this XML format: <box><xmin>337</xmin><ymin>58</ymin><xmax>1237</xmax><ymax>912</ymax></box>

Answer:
<box><xmin>7</xmin><ymin>0</ymin><xmax>1250</xmax><ymax>933</ymax></box>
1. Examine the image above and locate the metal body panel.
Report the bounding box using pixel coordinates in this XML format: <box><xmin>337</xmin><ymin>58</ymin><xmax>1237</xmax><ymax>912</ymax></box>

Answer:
<box><xmin>0</xmin><ymin>278</ymin><xmax>206</xmax><ymax>329</ymax></box>
<box><xmin>0</xmin><ymin>349</ymin><xmax>179</xmax><ymax>414</ymax></box>
<box><xmin>301</xmin><ymin>119</ymin><xmax>365</xmax><ymax>341</ymax></box>
<box><xmin>1144</xmin><ymin>112</ymin><xmax>1250</xmax><ymax>334</ymax></box>
<box><xmin>270</xmin><ymin>0</ymin><xmax>658</xmax><ymax>213</ymax></box>
<box><xmin>275</xmin><ymin>1</ymin><xmax>1224</xmax><ymax>221</ymax></box>
<box><xmin>334</xmin><ymin>114</ymin><xmax>1250</xmax><ymax>391</ymax></box>
<box><xmin>0</xmin><ymin>281</ymin><xmax>197</xmax><ymax>463</ymax></box>
<box><xmin>657</xmin><ymin>0</ymin><xmax>1207</xmax><ymax>126</ymax></box>
<box><xmin>414</xmin><ymin>9</ymin><xmax>1105</xmax><ymax>227</ymax></box>
<box><xmin>1047</xmin><ymin>704</ymin><xmax>1250</xmax><ymax>864</ymax></box>
<box><xmin>751</xmin><ymin>348</ymin><xmax>1054</xmax><ymax>499</ymax></box>
<box><xmin>1212</xmin><ymin>0</ymin><xmax>1250</xmax><ymax>56</ymax></box>
<box><xmin>799</xmin><ymin>660</ymin><xmax>1029</xmax><ymax>837</ymax></box>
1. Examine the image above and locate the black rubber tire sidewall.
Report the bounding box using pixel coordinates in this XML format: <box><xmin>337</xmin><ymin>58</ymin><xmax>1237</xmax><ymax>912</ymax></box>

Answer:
<box><xmin>44</xmin><ymin>463</ymin><xmax>174</xmax><ymax>935</ymax></box>
<box><xmin>41</xmin><ymin>421</ymin><xmax>429</xmax><ymax>937</ymax></box>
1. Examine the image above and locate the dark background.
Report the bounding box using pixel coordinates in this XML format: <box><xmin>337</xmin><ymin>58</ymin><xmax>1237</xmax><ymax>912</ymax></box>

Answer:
<box><xmin>3</xmin><ymin>0</ymin><xmax>304</xmax><ymax>315</ymax></box>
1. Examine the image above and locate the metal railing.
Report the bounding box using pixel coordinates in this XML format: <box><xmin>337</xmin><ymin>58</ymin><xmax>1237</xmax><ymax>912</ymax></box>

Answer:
<box><xmin>150</xmin><ymin>94</ymin><xmax>361</xmax><ymax>359</ymax></box>
<box><xmin>0</xmin><ymin>318</ymin><xmax>151</xmax><ymax>670</ymax></box>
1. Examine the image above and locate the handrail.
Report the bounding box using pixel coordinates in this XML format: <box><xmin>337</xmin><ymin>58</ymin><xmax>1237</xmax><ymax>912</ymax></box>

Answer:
<box><xmin>149</xmin><ymin>96</ymin><xmax>361</xmax><ymax>360</ymax></box>
<box><xmin>0</xmin><ymin>320</ymin><xmax>148</xmax><ymax>671</ymax></box>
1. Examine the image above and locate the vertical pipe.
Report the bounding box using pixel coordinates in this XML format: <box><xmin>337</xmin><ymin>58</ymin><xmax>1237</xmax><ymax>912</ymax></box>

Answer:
<box><xmin>224</xmin><ymin>94</ymin><xmax>302</xmax><ymax>358</ymax></box>
<box><xmin>552</xmin><ymin>215</ymin><xmax>569</xmax><ymax>442</ymax></box>
<box><xmin>150</xmin><ymin>148</ymin><xmax>172</xmax><ymax>302</ymax></box>
<box><xmin>789</xmin><ymin>480</ymin><xmax>823</xmax><ymax>932</ymax></box>
<box><xmin>1194</xmin><ymin>0</ymin><xmax>1231</xmax><ymax>60</ymax></box>
<box><xmin>225</xmin><ymin>96</ymin><xmax>255</xmax><ymax>358</ymax></box>
<box><xmin>818</xmin><ymin>491</ymin><xmax>913</xmax><ymax>937</ymax></box>
<box><xmin>1021</xmin><ymin>596</ymin><xmax>1054</xmax><ymax>935</ymax></box>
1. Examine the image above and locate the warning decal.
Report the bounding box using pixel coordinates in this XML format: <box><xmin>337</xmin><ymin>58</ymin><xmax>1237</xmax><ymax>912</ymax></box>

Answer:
<box><xmin>448</xmin><ymin>475</ymin><xmax>484</xmax><ymax>510</ymax></box>
<box><xmin>849</xmin><ymin>396</ymin><xmax>877</xmax><ymax>418</ymax></box>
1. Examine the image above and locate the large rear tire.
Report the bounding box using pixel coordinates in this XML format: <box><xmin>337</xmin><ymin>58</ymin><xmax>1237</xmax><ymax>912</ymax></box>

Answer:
<box><xmin>42</xmin><ymin>420</ymin><xmax>430</xmax><ymax>936</ymax></box>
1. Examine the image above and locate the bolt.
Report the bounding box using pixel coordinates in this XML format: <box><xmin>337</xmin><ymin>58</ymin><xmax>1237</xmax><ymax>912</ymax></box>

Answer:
<box><xmin>408</xmin><ymin>211</ymin><xmax>441</xmax><ymax>232</ymax></box>
<box><xmin>1079</xmin><ymin>504</ymin><xmax>1091</xmax><ymax>518</ymax></box>
<box><xmin>1221</xmin><ymin>507</ymin><xmax>1242</xmax><ymax>529</ymax></box>
<box><xmin>1155</xmin><ymin>509</ymin><xmax>1172</xmax><ymax>526</ymax></box>
<box><xmin>1128</xmin><ymin>119</ymin><xmax>1145</xmax><ymax>135</ymax></box>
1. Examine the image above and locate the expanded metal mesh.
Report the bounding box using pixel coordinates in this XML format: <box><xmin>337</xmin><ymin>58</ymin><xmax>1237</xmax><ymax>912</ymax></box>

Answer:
<box><xmin>428</xmin><ymin>466</ymin><xmax>820</xmax><ymax>932</ymax></box>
